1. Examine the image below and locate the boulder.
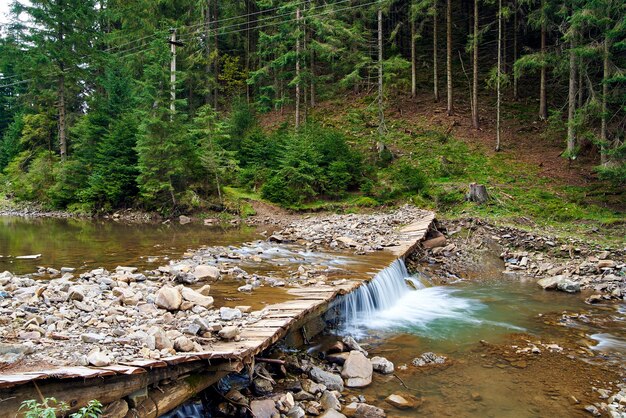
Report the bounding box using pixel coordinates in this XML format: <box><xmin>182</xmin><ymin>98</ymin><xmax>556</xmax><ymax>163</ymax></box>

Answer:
<box><xmin>250</xmin><ymin>400</ymin><xmax>279</xmax><ymax>418</ymax></box>
<box><xmin>253</xmin><ymin>378</ymin><xmax>273</xmax><ymax>396</ymax></box>
<box><xmin>309</xmin><ymin>367</ymin><xmax>344</xmax><ymax>392</ymax></box>
<box><xmin>179</xmin><ymin>215</ymin><xmax>191</xmax><ymax>225</ymax></box>
<box><xmin>87</xmin><ymin>349</ymin><xmax>111</xmax><ymax>367</ymax></box>
<box><xmin>194</xmin><ymin>265</ymin><xmax>220</xmax><ymax>280</ymax></box>
<box><xmin>385</xmin><ymin>393</ymin><xmax>421</xmax><ymax>409</ymax></box>
<box><xmin>218</xmin><ymin>326</ymin><xmax>240</xmax><ymax>340</ymax></box>
<box><xmin>341</xmin><ymin>351</ymin><xmax>373</xmax><ymax>388</ymax></box>
<box><xmin>155</xmin><ymin>286</ymin><xmax>182</xmax><ymax>311</ymax></box>
<box><xmin>537</xmin><ymin>275</ymin><xmax>580</xmax><ymax>293</ymax></box>
<box><xmin>320</xmin><ymin>390</ymin><xmax>341</xmax><ymax>411</ymax></box>
<box><xmin>342</xmin><ymin>336</ymin><xmax>368</xmax><ymax>356</ymax></box>
<box><xmin>370</xmin><ymin>356</ymin><xmax>394</xmax><ymax>374</ymax></box>
<box><xmin>286</xmin><ymin>406</ymin><xmax>305</xmax><ymax>418</ymax></box>
<box><xmin>180</xmin><ymin>287</ymin><xmax>214</xmax><ymax>308</ymax></box>
<box><xmin>412</xmin><ymin>352</ymin><xmax>446</xmax><ymax>367</ymax></box>
<box><xmin>220</xmin><ymin>307</ymin><xmax>242</xmax><ymax>321</ymax></box>
<box><xmin>148</xmin><ymin>327</ymin><xmax>173</xmax><ymax>350</ymax></box>
<box><xmin>557</xmin><ymin>279</ymin><xmax>580</xmax><ymax>293</ymax></box>
<box><xmin>343</xmin><ymin>402</ymin><xmax>385</xmax><ymax>418</ymax></box>
<box><xmin>173</xmin><ymin>336</ymin><xmax>195</xmax><ymax>352</ymax></box>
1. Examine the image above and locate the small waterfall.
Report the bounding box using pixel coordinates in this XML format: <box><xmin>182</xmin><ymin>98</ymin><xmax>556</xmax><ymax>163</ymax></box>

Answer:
<box><xmin>336</xmin><ymin>259</ymin><xmax>425</xmax><ymax>330</ymax></box>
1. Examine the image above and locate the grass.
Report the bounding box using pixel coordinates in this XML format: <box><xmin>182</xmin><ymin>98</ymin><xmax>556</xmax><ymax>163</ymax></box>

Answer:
<box><xmin>310</xmin><ymin>99</ymin><xmax>624</xmax><ymax>245</ymax></box>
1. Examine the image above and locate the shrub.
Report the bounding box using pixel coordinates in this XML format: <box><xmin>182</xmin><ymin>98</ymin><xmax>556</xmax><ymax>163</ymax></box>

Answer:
<box><xmin>392</xmin><ymin>161</ymin><xmax>428</xmax><ymax>194</ymax></box>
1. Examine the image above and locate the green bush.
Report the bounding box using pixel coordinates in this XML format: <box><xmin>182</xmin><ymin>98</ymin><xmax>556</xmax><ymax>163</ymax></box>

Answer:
<box><xmin>392</xmin><ymin>161</ymin><xmax>429</xmax><ymax>194</ymax></box>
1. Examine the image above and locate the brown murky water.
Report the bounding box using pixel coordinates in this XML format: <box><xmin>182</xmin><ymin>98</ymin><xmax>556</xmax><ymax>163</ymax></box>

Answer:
<box><xmin>0</xmin><ymin>216</ymin><xmax>264</xmax><ymax>274</ymax></box>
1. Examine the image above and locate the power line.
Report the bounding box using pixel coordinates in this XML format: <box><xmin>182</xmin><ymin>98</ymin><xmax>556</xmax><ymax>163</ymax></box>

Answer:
<box><xmin>115</xmin><ymin>0</ymin><xmax>376</xmax><ymax>61</ymax></box>
<box><xmin>105</xmin><ymin>0</ymin><xmax>320</xmax><ymax>54</ymax></box>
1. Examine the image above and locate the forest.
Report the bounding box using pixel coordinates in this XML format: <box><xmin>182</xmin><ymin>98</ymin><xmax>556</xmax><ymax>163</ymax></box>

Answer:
<box><xmin>0</xmin><ymin>0</ymin><xmax>624</xmax><ymax>215</ymax></box>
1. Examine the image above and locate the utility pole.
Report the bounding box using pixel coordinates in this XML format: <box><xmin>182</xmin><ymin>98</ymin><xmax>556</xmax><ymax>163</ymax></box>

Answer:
<box><xmin>168</xmin><ymin>29</ymin><xmax>184</xmax><ymax>118</ymax></box>
<box><xmin>170</xmin><ymin>28</ymin><xmax>177</xmax><ymax>116</ymax></box>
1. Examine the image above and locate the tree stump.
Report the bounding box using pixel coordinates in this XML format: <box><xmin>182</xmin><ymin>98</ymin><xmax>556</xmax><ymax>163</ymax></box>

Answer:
<box><xmin>468</xmin><ymin>183</ymin><xmax>489</xmax><ymax>204</ymax></box>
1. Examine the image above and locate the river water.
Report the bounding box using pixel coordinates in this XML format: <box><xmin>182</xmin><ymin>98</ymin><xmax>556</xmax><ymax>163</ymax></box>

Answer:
<box><xmin>1</xmin><ymin>216</ymin><xmax>624</xmax><ymax>417</ymax></box>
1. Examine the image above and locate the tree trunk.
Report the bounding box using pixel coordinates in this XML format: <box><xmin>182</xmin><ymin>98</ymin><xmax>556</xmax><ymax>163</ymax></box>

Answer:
<box><xmin>205</xmin><ymin>0</ymin><xmax>212</xmax><ymax>105</ymax></box>
<box><xmin>468</xmin><ymin>183</ymin><xmax>489</xmax><ymax>203</ymax></box>
<box><xmin>213</xmin><ymin>0</ymin><xmax>219</xmax><ymax>110</ymax></box>
<box><xmin>446</xmin><ymin>0</ymin><xmax>453</xmax><ymax>115</ymax></box>
<box><xmin>378</xmin><ymin>8</ymin><xmax>385</xmax><ymax>135</ymax></box>
<box><xmin>495</xmin><ymin>0</ymin><xmax>502</xmax><ymax>152</ymax></box>
<box><xmin>310</xmin><ymin>0</ymin><xmax>316</xmax><ymax>108</ymax></box>
<box><xmin>471</xmin><ymin>0</ymin><xmax>479</xmax><ymax>129</ymax></box>
<box><xmin>170</xmin><ymin>29</ymin><xmax>176</xmax><ymax>116</ymax></box>
<box><xmin>295</xmin><ymin>7</ymin><xmax>301</xmax><ymax>130</ymax></box>
<box><xmin>433</xmin><ymin>0</ymin><xmax>439</xmax><ymax>102</ymax></box>
<box><xmin>539</xmin><ymin>0</ymin><xmax>547</xmax><ymax>120</ymax></box>
<box><xmin>411</xmin><ymin>14</ymin><xmax>416</xmax><ymax>98</ymax></box>
<box><xmin>566</xmin><ymin>36</ymin><xmax>577</xmax><ymax>157</ymax></box>
<box><xmin>513</xmin><ymin>0</ymin><xmax>518</xmax><ymax>100</ymax></box>
<box><xmin>600</xmin><ymin>38</ymin><xmax>609</xmax><ymax>166</ymax></box>
<box><xmin>577</xmin><ymin>58</ymin><xmax>583</xmax><ymax>109</ymax></box>
<box><xmin>58</xmin><ymin>74</ymin><xmax>67</xmax><ymax>160</ymax></box>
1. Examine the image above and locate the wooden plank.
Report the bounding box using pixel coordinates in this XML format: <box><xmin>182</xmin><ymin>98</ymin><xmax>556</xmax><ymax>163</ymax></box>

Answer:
<box><xmin>100</xmin><ymin>365</ymin><xmax>147</xmax><ymax>375</ymax></box>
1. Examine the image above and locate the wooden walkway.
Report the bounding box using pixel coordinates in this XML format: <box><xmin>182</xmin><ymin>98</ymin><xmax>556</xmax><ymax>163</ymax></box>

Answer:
<box><xmin>0</xmin><ymin>212</ymin><xmax>435</xmax><ymax>418</ymax></box>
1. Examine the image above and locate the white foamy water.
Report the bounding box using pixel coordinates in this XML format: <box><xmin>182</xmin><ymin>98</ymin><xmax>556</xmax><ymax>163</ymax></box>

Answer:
<box><xmin>339</xmin><ymin>259</ymin><xmax>524</xmax><ymax>338</ymax></box>
<box><xmin>589</xmin><ymin>333</ymin><xmax>626</xmax><ymax>353</ymax></box>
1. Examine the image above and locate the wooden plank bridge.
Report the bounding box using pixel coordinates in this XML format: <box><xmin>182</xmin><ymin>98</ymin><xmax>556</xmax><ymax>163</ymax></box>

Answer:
<box><xmin>0</xmin><ymin>212</ymin><xmax>435</xmax><ymax>418</ymax></box>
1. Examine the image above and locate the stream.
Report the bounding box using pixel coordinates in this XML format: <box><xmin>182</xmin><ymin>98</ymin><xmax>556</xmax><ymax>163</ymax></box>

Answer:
<box><xmin>1</xmin><ymin>216</ymin><xmax>625</xmax><ymax>417</ymax></box>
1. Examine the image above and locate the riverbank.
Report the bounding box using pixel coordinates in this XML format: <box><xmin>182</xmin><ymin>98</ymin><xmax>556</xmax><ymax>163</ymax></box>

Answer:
<box><xmin>408</xmin><ymin>218</ymin><xmax>625</xmax><ymax>302</ymax></box>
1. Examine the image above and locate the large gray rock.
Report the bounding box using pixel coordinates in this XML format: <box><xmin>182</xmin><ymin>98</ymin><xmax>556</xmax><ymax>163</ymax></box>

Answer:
<box><xmin>412</xmin><ymin>352</ymin><xmax>446</xmax><ymax>367</ymax></box>
<box><xmin>309</xmin><ymin>367</ymin><xmax>344</xmax><ymax>392</ymax></box>
<box><xmin>250</xmin><ymin>400</ymin><xmax>279</xmax><ymax>418</ymax></box>
<box><xmin>557</xmin><ymin>279</ymin><xmax>581</xmax><ymax>293</ymax></box>
<box><xmin>220</xmin><ymin>307</ymin><xmax>242</xmax><ymax>321</ymax></box>
<box><xmin>342</xmin><ymin>336</ymin><xmax>368</xmax><ymax>356</ymax></box>
<box><xmin>344</xmin><ymin>402</ymin><xmax>386</xmax><ymax>418</ymax></box>
<box><xmin>370</xmin><ymin>356</ymin><xmax>394</xmax><ymax>374</ymax></box>
<box><xmin>155</xmin><ymin>286</ymin><xmax>182</xmax><ymax>310</ymax></box>
<box><xmin>193</xmin><ymin>265</ymin><xmax>220</xmax><ymax>280</ymax></box>
<box><xmin>218</xmin><ymin>326</ymin><xmax>239</xmax><ymax>340</ymax></box>
<box><xmin>385</xmin><ymin>393</ymin><xmax>421</xmax><ymax>409</ymax></box>
<box><xmin>148</xmin><ymin>327</ymin><xmax>173</xmax><ymax>350</ymax></box>
<box><xmin>320</xmin><ymin>390</ymin><xmax>341</xmax><ymax>411</ymax></box>
<box><xmin>180</xmin><ymin>287</ymin><xmax>214</xmax><ymax>308</ymax></box>
<box><xmin>87</xmin><ymin>349</ymin><xmax>111</xmax><ymax>367</ymax></box>
<box><xmin>537</xmin><ymin>275</ymin><xmax>580</xmax><ymax>293</ymax></box>
<box><xmin>341</xmin><ymin>351</ymin><xmax>373</xmax><ymax>387</ymax></box>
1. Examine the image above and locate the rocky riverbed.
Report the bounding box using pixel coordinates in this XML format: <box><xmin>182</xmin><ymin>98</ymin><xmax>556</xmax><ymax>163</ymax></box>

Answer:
<box><xmin>409</xmin><ymin>218</ymin><xmax>625</xmax><ymax>301</ymax></box>
<box><xmin>0</xmin><ymin>206</ymin><xmax>426</xmax><ymax>371</ymax></box>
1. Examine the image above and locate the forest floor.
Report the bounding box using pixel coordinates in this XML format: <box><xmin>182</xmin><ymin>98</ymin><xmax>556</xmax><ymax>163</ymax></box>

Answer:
<box><xmin>255</xmin><ymin>91</ymin><xmax>625</xmax><ymax>247</ymax></box>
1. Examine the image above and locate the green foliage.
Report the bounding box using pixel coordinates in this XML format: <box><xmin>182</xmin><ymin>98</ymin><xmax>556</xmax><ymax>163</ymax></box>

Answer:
<box><xmin>19</xmin><ymin>398</ymin><xmax>102</xmax><ymax>418</ymax></box>
<box><xmin>392</xmin><ymin>160</ymin><xmax>429</xmax><ymax>194</ymax></box>
<box><xmin>258</xmin><ymin>125</ymin><xmax>366</xmax><ymax>206</ymax></box>
<box><xmin>0</xmin><ymin>114</ymin><xmax>24</xmax><ymax>170</ymax></box>
<box><xmin>19</xmin><ymin>398</ymin><xmax>68</xmax><ymax>418</ymax></box>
